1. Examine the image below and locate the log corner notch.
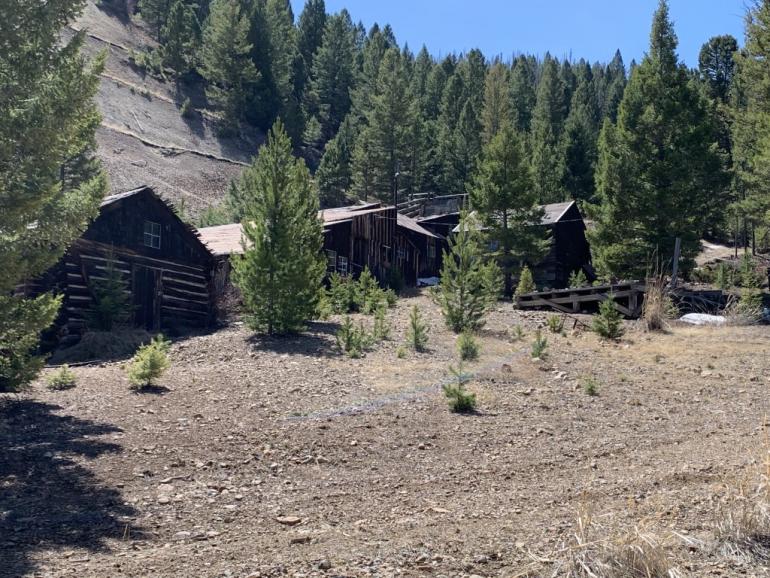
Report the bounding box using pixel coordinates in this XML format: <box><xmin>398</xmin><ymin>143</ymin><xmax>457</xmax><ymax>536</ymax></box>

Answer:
<box><xmin>36</xmin><ymin>185</ymin><xmax>216</xmax><ymax>342</ymax></box>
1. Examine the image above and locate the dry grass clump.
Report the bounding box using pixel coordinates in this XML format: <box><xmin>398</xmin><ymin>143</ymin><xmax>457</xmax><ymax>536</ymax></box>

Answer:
<box><xmin>549</xmin><ymin>503</ymin><xmax>682</xmax><ymax>578</ymax></box>
<box><xmin>50</xmin><ymin>330</ymin><xmax>153</xmax><ymax>364</ymax></box>
<box><xmin>643</xmin><ymin>275</ymin><xmax>676</xmax><ymax>332</ymax></box>
<box><xmin>722</xmin><ymin>294</ymin><xmax>764</xmax><ymax>327</ymax></box>
<box><xmin>714</xmin><ymin>454</ymin><xmax>770</xmax><ymax>563</ymax></box>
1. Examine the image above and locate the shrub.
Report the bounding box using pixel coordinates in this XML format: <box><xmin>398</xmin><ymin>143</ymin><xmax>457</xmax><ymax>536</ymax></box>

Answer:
<box><xmin>509</xmin><ymin>324</ymin><xmax>525</xmax><ymax>342</ymax></box>
<box><xmin>372</xmin><ymin>305</ymin><xmax>390</xmax><ymax>341</ymax></box>
<box><xmin>335</xmin><ymin>316</ymin><xmax>372</xmax><ymax>358</ymax></box>
<box><xmin>457</xmin><ymin>331</ymin><xmax>479</xmax><ymax>361</ymax></box>
<box><xmin>442</xmin><ymin>364</ymin><xmax>477</xmax><ymax>413</ymax></box>
<box><xmin>715</xmin><ymin>262</ymin><xmax>732</xmax><ymax>290</ymax></box>
<box><xmin>396</xmin><ymin>345</ymin><xmax>407</xmax><ymax>359</ymax></box>
<box><xmin>740</xmin><ymin>253</ymin><xmax>763</xmax><ymax>289</ymax></box>
<box><xmin>127</xmin><ymin>335</ymin><xmax>171</xmax><ymax>389</ymax></box>
<box><xmin>384</xmin><ymin>288</ymin><xmax>398</xmax><ymax>308</ymax></box>
<box><xmin>514</xmin><ymin>265</ymin><xmax>536</xmax><ymax>297</ymax></box>
<box><xmin>546</xmin><ymin>314</ymin><xmax>564</xmax><ymax>334</ymax></box>
<box><xmin>568</xmin><ymin>269</ymin><xmax>588</xmax><ymax>288</ymax></box>
<box><xmin>88</xmin><ymin>253</ymin><xmax>131</xmax><ymax>331</ymax></box>
<box><xmin>315</xmin><ymin>289</ymin><xmax>333</xmax><ymax>320</ymax></box>
<box><xmin>583</xmin><ymin>376</ymin><xmax>599</xmax><ymax>396</ymax></box>
<box><xmin>47</xmin><ymin>365</ymin><xmax>76</xmax><ymax>390</ymax></box>
<box><xmin>355</xmin><ymin>267</ymin><xmax>385</xmax><ymax>314</ymax></box>
<box><xmin>593</xmin><ymin>297</ymin><xmax>625</xmax><ymax>340</ymax></box>
<box><xmin>531</xmin><ymin>329</ymin><xmax>548</xmax><ymax>359</ymax></box>
<box><xmin>180</xmin><ymin>97</ymin><xmax>195</xmax><ymax>118</ymax></box>
<box><xmin>327</xmin><ymin>273</ymin><xmax>357</xmax><ymax>314</ymax></box>
<box><xmin>406</xmin><ymin>305</ymin><xmax>429</xmax><ymax>352</ymax></box>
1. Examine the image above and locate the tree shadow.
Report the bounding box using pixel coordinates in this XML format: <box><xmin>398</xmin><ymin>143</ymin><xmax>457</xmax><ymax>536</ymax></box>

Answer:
<box><xmin>131</xmin><ymin>384</ymin><xmax>170</xmax><ymax>395</ymax></box>
<box><xmin>247</xmin><ymin>321</ymin><xmax>340</xmax><ymax>358</ymax></box>
<box><xmin>0</xmin><ymin>399</ymin><xmax>141</xmax><ymax>576</ymax></box>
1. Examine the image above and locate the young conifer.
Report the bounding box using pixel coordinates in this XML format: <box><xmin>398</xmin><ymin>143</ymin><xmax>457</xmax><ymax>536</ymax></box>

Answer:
<box><xmin>232</xmin><ymin>121</ymin><xmax>325</xmax><ymax>335</ymax></box>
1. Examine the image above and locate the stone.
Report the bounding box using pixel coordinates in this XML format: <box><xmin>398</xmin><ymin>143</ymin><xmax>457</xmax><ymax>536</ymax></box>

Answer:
<box><xmin>318</xmin><ymin>559</ymin><xmax>332</xmax><ymax>570</ymax></box>
<box><xmin>173</xmin><ymin>531</ymin><xmax>191</xmax><ymax>541</ymax></box>
<box><xmin>276</xmin><ymin>516</ymin><xmax>302</xmax><ymax>526</ymax></box>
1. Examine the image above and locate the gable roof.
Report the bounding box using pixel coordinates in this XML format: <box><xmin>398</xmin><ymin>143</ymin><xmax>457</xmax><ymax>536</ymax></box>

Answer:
<box><xmin>451</xmin><ymin>201</ymin><xmax>581</xmax><ymax>233</ymax></box>
<box><xmin>98</xmin><ymin>185</ymin><xmax>212</xmax><ymax>258</ymax></box>
<box><xmin>397</xmin><ymin>213</ymin><xmax>438</xmax><ymax>239</ymax></box>
<box><xmin>197</xmin><ymin>223</ymin><xmax>245</xmax><ymax>257</ymax></box>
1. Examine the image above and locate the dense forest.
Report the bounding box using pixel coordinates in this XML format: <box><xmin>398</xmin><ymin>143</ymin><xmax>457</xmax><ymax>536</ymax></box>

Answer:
<box><xmin>123</xmin><ymin>0</ymin><xmax>769</xmax><ymax>275</ymax></box>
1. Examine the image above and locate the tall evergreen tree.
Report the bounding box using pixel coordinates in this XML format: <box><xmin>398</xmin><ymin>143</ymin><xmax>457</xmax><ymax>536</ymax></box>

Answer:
<box><xmin>469</xmin><ymin>126</ymin><xmax>548</xmax><ymax>296</ymax></box>
<box><xmin>296</xmin><ymin>0</ymin><xmax>326</xmax><ymax>71</ymax></box>
<box><xmin>599</xmin><ymin>50</ymin><xmax>627</xmax><ymax>122</ymax></box>
<box><xmin>316</xmin><ymin>116</ymin><xmax>354</xmax><ymax>207</ymax></box>
<box><xmin>589</xmin><ymin>0</ymin><xmax>727</xmax><ymax>278</ymax></box>
<box><xmin>139</xmin><ymin>0</ymin><xmax>173</xmax><ymax>40</ymax></box>
<box><xmin>432</xmin><ymin>212</ymin><xmax>502</xmax><ymax>332</ymax></box>
<box><xmin>482</xmin><ymin>61</ymin><xmax>512</xmax><ymax>144</ymax></box>
<box><xmin>303</xmin><ymin>10</ymin><xmax>356</xmax><ymax>149</ymax></box>
<box><xmin>530</xmin><ymin>55</ymin><xmax>568</xmax><ymax>203</ymax></box>
<box><xmin>732</xmin><ymin>2</ymin><xmax>770</xmax><ymax>252</ymax></box>
<box><xmin>162</xmin><ymin>0</ymin><xmax>202</xmax><ymax>74</ymax></box>
<box><xmin>510</xmin><ymin>55</ymin><xmax>537</xmax><ymax>133</ymax></box>
<box><xmin>351</xmin><ymin>48</ymin><xmax>416</xmax><ymax>202</ymax></box>
<box><xmin>699</xmin><ymin>35</ymin><xmax>738</xmax><ymax>104</ymax></box>
<box><xmin>1</xmin><ymin>0</ymin><xmax>107</xmax><ymax>390</ymax></box>
<box><xmin>201</xmin><ymin>0</ymin><xmax>259</xmax><ymax>134</ymax></box>
<box><xmin>232</xmin><ymin>121</ymin><xmax>325</xmax><ymax>335</ymax></box>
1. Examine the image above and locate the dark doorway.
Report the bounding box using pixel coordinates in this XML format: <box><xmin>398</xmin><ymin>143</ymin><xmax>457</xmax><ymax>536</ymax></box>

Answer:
<box><xmin>133</xmin><ymin>266</ymin><xmax>161</xmax><ymax>330</ymax></box>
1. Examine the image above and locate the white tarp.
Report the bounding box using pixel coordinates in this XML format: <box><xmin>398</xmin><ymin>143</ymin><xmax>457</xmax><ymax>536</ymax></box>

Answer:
<box><xmin>680</xmin><ymin>313</ymin><xmax>726</xmax><ymax>326</ymax></box>
<box><xmin>417</xmin><ymin>277</ymin><xmax>440</xmax><ymax>287</ymax></box>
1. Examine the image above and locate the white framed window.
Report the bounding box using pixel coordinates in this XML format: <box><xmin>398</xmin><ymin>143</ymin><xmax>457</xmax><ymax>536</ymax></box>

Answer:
<box><xmin>143</xmin><ymin>220</ymin><xmax>161</xmax><ymax>249</ymax></box>
<box><xmin>338</xmin><ymin>256</ymin><xmax>348</xmax><ymax>275</ymax></box>
<box><xmin>326</xmin><ymin>250</ymin><xmax>337</xmax><ymax>271</ymax></box>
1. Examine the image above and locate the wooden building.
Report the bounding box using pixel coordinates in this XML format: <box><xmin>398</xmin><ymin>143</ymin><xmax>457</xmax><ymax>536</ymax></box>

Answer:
<box><xmin>452</xmin><ymin>201</ymin><xmax>593</xmax><ymax>289</ymax></box>
<box><xmin>39</xmin><ymin>186</ymin><xmax>215</xmax><ymax>339</ymax></box>
<box><xmin>198</xmin><ymin>202</ymin><xmax>441</xmax><ymax>289</ymax></box>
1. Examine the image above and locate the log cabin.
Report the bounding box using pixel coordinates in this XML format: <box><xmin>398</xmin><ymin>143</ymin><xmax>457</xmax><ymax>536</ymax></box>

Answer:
<box><xmin>452</xmin><ymin>200</ymin><xmax>593</xmax><ymax>289</ymax></box>
<box><xmin>34</xmin><ymin>186</ymin><xmax>215</xmax><ymax>342</ymax></box>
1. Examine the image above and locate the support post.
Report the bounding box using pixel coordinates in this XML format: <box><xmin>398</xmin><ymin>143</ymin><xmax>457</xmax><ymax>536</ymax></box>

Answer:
<box><xmin>670</xmin><ymin>237</ymin><xmax>681</xmax><ymax>289</ymax></box>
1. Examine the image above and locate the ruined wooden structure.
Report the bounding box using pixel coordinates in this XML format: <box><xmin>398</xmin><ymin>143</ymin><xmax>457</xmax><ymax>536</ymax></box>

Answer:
<box><xmin>516</xmin><ymin>282</ymin><xmax>646</xmax><ymax>317</ymax></box>
<box><xmin>40</xmin><ymin>186</ymin><xmax>214</xmax><ymax>339</ymax></box>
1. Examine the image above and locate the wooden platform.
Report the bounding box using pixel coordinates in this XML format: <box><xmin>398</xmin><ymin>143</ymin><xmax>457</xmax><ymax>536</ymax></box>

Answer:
<box><xmin>516</xmin><ymin>282</ymin><xmax>647</xmax><ymax>318</ymax></box>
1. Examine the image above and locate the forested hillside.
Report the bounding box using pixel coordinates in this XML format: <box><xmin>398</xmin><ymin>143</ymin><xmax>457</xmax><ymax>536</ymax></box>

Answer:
<box><xmin>84</xmin><ymin>0</ymin><xmax>768</xmax><ymax>274</ymax></box>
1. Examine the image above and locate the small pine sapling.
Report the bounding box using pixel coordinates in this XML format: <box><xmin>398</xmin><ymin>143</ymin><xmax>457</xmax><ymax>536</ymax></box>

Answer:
<box><xmin>592</xmin><ymin>297</ymin><xmax>625</xmax><ymax>340</ymax></box>
<box><xmin>568</xmin><ymin>269</ymin><xmax>588</xmax><ymax>288</ymax></box>
<box><xmin>442</xmin><ymin>363</ymin><xmax>477</xmax><ymax>413</ymax></box>
<box><xmin>514</xmin><ymin>265</ymin><xmax>536</xmax><ymax>297</ymax></box>
<box><xmin>583</xmin><ymin>376</ymin><xmax>599</xmax><ymax>396</ymax></box>
<box><xmin>335</xmin><ymin>316</ymin><xmax>372</xmax><ymax>358</ymax></box>
<box><xmin>127</xmin><ymin>335</ymin><xmax>171</xmax><ymax>389</ymax></box>
<box><xmin>47</xmin><ymin>365</ymin><xmax>77</xmax><ymax>390</ymax></box>
<box><xmin>457</xmin><ymin>331</ymin><xmax>480</xmax><ymax>361</ymax></box>
<box><xmin>396</xmin><ymin>345</ymin><xmax>407</xmax><ymax>359</ymax></box>
<box><xmin>509</xmin><ymin>324</ymin><xmax>525</xmax><ymax>342</ymax></box>
<box><xmin>531</xmin><ymin>329</ymin><xmax>548</xmax><ymax>359</ymax></box>
<box><xmin>88</xmin><ymin>252</ymin><xmax>132</xmax><ymax>331</ymax></box>
<box><xmin>546</xmin><ymin>314</ymin><xmax>564</xmax><ymax>334</ymax></box>
<box><xmin>327</xmin><ymin>273</ymin><xmax>357</xmax><ymax>314</ymax></box>
<box><xmin>372</xmin><ymin>305</ymin><xmax>391</xmax><ymax>341</ymax></box>
<box><xmin>406</xmin><ymin>305</ymin><xmax>429</xmax><ymax>352</ymax></box>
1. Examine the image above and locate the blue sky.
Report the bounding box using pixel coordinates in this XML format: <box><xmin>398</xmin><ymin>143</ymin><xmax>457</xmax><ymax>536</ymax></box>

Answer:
<box><xmin>289</xmin><ymin>0</ymin><xmax>746</xmax><ymax>67</ymax></box>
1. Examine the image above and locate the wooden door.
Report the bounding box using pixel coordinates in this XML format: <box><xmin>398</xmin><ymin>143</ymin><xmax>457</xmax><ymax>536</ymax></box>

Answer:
<box><xmin>133</xmin><ymin>265</ymin><xmax>162</xmax><ymax>331</ymax></box>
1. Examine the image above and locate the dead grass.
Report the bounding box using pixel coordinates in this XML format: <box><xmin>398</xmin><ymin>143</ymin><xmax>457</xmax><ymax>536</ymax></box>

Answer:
<box><xmin>714</xmin><ymin>449</ymin><xmax>770</xmax><ymax>563</ymax></box>
<box><xmin>550</xmin><ymin>502</ymin><xmax>683</xmax><ymax>578</ymax></box>
<box><xmin>49</xmin><ymin>330</ymin><xmax>153</xmax><ymax>364</ymax></box>
<box><xmin>643</xmin><ymin>275</ymin><xmax>675</xmax><ymax>332</ymax></box>
<box><xmin>723</xmin><ymin>294</ymin><xmax>764</xmax><ymax>327</ymax></box>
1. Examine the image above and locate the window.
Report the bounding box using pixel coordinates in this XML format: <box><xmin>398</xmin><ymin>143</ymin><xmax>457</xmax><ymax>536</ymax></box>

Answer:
<box><xmin>326</xmin><ymin>250</ymin><xmax>337</xmax><ymax>271</ymax></box>
<box><xmin>397</xmin><ymin>248</ymin><xmax>407</xmax><ymax>260</ymax></box>
<box><xmin>144</xmin><ymin>220</ymin><xmax>161</xmax><ymax>249</ymax></box>
<box><xmin>337</xmin><ymin>256</ymin><xmax>348</xmax><ymax>276</ymax></box>
<box><xmin>428</xmin><ymin>243</ymin><xmax>436</xmax><ymax>260</ymax></box>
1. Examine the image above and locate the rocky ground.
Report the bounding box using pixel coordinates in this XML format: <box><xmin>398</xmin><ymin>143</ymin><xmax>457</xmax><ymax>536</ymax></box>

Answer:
<box><xmin>3</xmin><ymin>292</ymin><xmax>770</xmax><ymax>577</ymax></box>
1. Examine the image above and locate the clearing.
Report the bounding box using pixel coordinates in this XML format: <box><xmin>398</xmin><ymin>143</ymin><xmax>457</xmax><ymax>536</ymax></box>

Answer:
<box><xmin>2</xmin><ymin>293</ymin><xmax>770</xmax><ymax>577</ymax></box>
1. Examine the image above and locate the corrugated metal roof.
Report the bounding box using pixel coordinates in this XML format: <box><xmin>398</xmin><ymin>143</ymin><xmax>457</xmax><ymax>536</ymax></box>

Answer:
<box><xmin>452</xmin><ymin>201</ymin><xmax>578</xmax><ymax>233</ymax></box>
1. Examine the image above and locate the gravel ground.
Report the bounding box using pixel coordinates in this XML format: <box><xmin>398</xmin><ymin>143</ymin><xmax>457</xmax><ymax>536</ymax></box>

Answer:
<box><xmin>3</xmin><ymin>293</ymin><xmax>770</xmax><ymax>577</ymax></box>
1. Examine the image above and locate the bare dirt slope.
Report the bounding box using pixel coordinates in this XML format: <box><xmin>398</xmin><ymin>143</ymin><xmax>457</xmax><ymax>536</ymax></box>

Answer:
<box><xmin>3</xmin><ymin>293</ymin><xmax>770</xmax><ymax>577</ymax></box>
<box><xmin>70</xmin><ymin>2</ymin><xmax>259</xmax><ymax>215</ymax></box>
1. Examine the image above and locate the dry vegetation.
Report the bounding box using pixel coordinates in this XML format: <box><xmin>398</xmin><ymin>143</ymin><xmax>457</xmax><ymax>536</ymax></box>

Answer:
<box><xmin>2</xmin><ymin>292</ymin><xmax>770</xmax><ymax>577</ymax></box>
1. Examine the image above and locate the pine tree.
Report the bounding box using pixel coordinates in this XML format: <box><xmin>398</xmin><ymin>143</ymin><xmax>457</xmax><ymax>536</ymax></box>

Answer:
<box><xmin>303</xmin><ymin>10</ymin><xmax>356</xmax><ymax>148</ymax></box>
<box><xmin>139</xmin><ymin>0</ymin><xmax>173</xmax><ymax>40</ymax></box>
<box><xmin>588</xmin><ymin>0</ymin><xmax>727</xmax><ymax>279</ymax></box>
<box><xmin>530</xmin><ymin>55</ymin><xmax>568</xmax><ymax>203</ymax></box>
<box><xmin>162</xmin><ymin>0</ymin><xmax>201</xmax><ymax>75</ymax></box>
<box><xmin>1</xmin><ymin>0</ymin><xmax>107</xmax><ymax>391</ymax></box>
<box><xmin>88</xmin><ymin>252</ymin><xmax>132</xmax><ymax>331</ymax></box>
<box><xmin>232</xmin><ymin>121</ymin><xmax>325</xmax><ymax>335</ymax></box>
<box><xmin>201</xmin><ymin>0</ymin><xmax>259</xmax><ymax>134</ymax></box>
<box><xmin>406</xmin><ymin>305</ymin><xmax>429</xmax><ymax>352</ymax></box>
<box><xmin>296</xmin><ymin>0</ymin><xmax>326</xmax><ymax>76</ymax></box>
<box><xmin>469</xmin><ymin>126</ymin><xmax>548</xmax><ymax>296</ymax></box>
<box><xmin>316</xmin><ymin>117</ymin><xmax>354</xmax><ymax>207</ymax></box>
<box><xmin>351</xmin><ymin>48</ymin><xmax>416</xmax><ymax>201</ymax></box>
<box><xmin>510</xmin><ymin>55</ymin><xmax>537</xmax><ymax>133</ymax></box>
<box><xmin>732</xmin><ymin>3</ymin><xmax>770</xmax><ymax>254</ymax></box>
<box><xmin>599</xmin><ymin>50</ymin><xmax>627</xmax><ymax>123</ymax></box>
<box><xmin>482</xmin><ymin>61</ymin><xmax>512</xmax><ymax>144</ymax></box>
<box><xmin>699</xmin><ymin>35</ymin><xmax>738</xmax><ymax>104</ymax></box>
<box><xmin>432</xmin><ymin>213</ymin><xmax>502</xmax><ymax>333</ymax></box>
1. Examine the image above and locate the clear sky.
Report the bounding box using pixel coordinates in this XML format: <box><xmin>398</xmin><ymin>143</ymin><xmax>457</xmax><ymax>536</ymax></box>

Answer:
<box><xmin>289</xmin><ymin>0</ymin><xmax>746</xmax><ymax>67</ymax></box>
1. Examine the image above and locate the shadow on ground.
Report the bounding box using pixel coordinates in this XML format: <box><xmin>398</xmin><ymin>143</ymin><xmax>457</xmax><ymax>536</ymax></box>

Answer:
<box><xmin>0</xmin><ymin>399</ymin><xmax>139</xmax><ymax>576</ymax></box>
<box><xmin>247</xmin><ymin>321</ymin><xmax>341</xmax><ymax>358</ymax></box>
